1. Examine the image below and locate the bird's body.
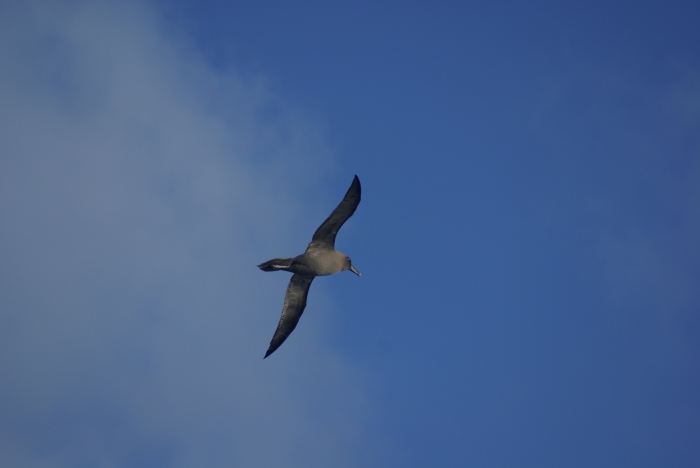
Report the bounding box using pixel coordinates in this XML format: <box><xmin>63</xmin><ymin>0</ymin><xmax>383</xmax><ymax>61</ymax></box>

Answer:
<box><xmin>258</xmin><ymin>175</ymin><xmax>361</xmax><ymax>358</ymax></box>
<box><xmin>258</xmin><ymin>249</ymin><xmax>355</xmax><ymax>277</ymax></box>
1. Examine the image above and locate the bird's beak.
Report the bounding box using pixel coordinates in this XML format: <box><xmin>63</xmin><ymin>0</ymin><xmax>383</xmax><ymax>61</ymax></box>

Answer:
<box><xmin>350</xmin><ymin>265</ymin><xmax>361</xmax><ymax>277</ymax></box>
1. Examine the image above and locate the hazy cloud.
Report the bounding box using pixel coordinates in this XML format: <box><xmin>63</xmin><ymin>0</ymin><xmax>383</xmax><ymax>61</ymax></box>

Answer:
<box><xmin>0</xmin><ymin>1</ymin><xmax>371</xmax><ymax>466</ymax></box>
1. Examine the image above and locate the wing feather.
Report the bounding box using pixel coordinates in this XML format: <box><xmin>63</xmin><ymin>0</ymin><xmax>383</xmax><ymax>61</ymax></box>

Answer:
<box><xmin>307</xmin><ymin>175</ymin><xmax>361</xmax><ymax>251</ymax></box>
<box><xmin>264</xmin><ymin>274</ymin><xmax>314</xmax><ymax>358</ymax></box>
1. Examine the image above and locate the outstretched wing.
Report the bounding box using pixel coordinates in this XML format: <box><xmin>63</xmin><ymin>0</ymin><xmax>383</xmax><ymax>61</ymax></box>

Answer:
<box><xmin>264</xmin><ymin>274</ymin><xmax>315</xmax><ymax>358</ymax></box>
<box><xmin>307</xmin><ymin>175</ymin><xmax>361</xmax><ymax>251</ymax></box>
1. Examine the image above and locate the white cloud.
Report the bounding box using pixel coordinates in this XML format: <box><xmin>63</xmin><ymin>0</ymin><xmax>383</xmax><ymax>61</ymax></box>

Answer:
<box><xmin>0</xmin><ymin>1</ymin><xmax>371</xmax><ymax>466</ymax></box>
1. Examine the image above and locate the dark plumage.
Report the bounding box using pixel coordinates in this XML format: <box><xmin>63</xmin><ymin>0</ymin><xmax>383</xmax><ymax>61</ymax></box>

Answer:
<box><xmin>258</xmin><ymin>175</ymin><xmax>362</xmax><ymax>358</ymax></box>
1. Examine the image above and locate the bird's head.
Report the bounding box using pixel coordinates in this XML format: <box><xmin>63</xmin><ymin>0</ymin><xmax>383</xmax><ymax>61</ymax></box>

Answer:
<box><xmin>344</xmin><ymin>255</ymin><xmax>361</xmax><ymax>277</ymax></box>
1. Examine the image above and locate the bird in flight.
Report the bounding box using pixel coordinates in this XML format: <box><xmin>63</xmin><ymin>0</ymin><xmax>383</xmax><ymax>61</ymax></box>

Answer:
<box><xmin>258</xmin><ymin>175</ymin><xmax>362</xmax><ymax>358</ymax></box>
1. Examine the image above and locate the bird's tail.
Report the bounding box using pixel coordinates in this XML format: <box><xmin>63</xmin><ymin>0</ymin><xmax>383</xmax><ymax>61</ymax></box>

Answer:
<box><xmin>257</xmin><ymin>258</ymin><xmax>294</xmax><ymax>272</ymax></box>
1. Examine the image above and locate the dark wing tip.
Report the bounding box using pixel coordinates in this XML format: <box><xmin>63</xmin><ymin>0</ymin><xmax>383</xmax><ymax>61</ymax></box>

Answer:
<box><xmin>343</xmin><ymin>175</ymin><xmax>361</xmax><ymax>207</ymax></box>
<box><xmin>263</xmin><ymin>333</ymin><xmax>285</xmax><ymax>359</ymax></box>
<box><xmin>263</xmin><ymin>334</ymin><xmax>281</xmax><ymax>359</ymax></box>
<box><xmin>264</xmin><ymin>340</ymin><xmax>279</xmax><ymax>358</ymax></box>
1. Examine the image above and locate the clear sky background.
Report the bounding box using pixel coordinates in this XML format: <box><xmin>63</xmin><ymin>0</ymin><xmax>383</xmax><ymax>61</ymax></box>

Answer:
<box><xmin>1</xmin><ymin>0</ymin><xmax>699</xmax><ymax>466</ymax></box>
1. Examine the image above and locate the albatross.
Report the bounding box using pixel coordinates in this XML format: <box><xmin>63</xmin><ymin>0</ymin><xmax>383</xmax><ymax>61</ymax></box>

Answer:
<box><xmin>258</xmin><ymin>175</ymin><xmax>362</xmax><ymax>358</ymax></box>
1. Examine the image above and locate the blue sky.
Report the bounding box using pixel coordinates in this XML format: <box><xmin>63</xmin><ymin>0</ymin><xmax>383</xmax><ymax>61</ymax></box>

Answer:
<box><xmin>1</xmin><ymin>0</ymin><xmax>699</xmax><ymax>466</ymax></box>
